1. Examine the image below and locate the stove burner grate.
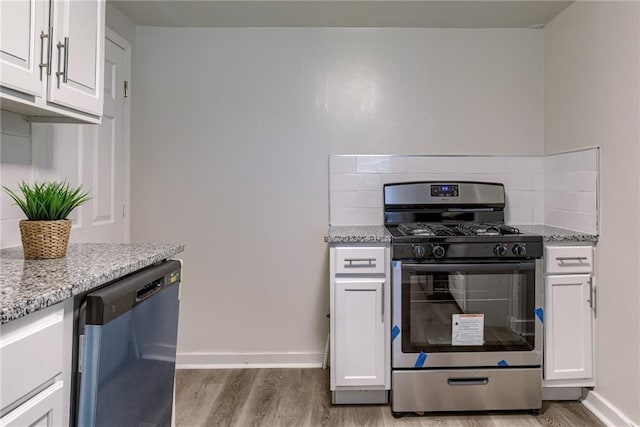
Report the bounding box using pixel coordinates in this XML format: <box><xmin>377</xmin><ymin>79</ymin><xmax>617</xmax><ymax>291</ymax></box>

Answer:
<box><xmin>397</xmin><ymin>222</ymin><xmax>520</xmax><ymax>237</ymax></box>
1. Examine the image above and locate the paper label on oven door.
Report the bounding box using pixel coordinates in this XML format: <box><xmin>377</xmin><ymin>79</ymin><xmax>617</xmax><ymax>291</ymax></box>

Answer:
<box><xmin>452</xmin><ymin>314</ymin><xmax>484</xmax><ymax>346</ymax></box>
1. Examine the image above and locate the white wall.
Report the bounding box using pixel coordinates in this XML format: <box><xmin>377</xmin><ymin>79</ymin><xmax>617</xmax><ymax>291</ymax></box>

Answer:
<box><xmin>545</xmin><ymin>2</ymin><xmax>640</xmax><ymax>425</ymax></box>
<box><xmin>130</xmin><ymin>27</ymin><xmax>544</xmax><ymax>365</ymax></box>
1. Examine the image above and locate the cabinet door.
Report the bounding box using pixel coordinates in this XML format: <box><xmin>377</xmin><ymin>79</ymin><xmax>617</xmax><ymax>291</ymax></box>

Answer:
<box><xmin>0</xmin><ymin>381</ymin><xmax>63</xmax><ymax>427</ymax></box>
<box><xmin>544</xmin><ymin>274</ymin><xmax>593</xmax><ymax>381</ymax></box>
<box><xmin>48</xmin><ymin>0</ymin><xmax>105</xmax><ymax>116</ymax></box>
<box><xmin>334</xmin><ymin>278</ymin><xmax>386</xmax><ymax>387</ymax></box>
<box><xmin>0</xmin><ymin>0</ymin><xmax>48</xmax><ymax>96</ymax></box>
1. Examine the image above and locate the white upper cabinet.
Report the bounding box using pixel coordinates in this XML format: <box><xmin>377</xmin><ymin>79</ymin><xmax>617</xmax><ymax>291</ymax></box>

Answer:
<box><xmin>0</xmin><ymin>0</ymin><xmax>48</xmax><ymax>96</ymax></box>
<box><xmin>48</xmin><ymin>0</ymin><xmax>104</xmax><ymax>116</ymax></box>
<box><xmin>0</xmin><ymin>0</ymin><xmax>105</xmax><ymax>123</ymax></box>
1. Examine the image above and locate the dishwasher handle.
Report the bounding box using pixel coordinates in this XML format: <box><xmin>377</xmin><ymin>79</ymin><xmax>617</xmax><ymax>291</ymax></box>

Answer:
<box><xmin>136</xmin><ymin>279</ymin><xmax>162</xmax><ymax>302</ymax></box>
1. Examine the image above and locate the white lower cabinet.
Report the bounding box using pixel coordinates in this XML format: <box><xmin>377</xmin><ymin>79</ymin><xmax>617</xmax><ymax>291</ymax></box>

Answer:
<box><xmin>0</xmin><ymin>304</ymin><xmax>66</xmax><ymax>427</ymax></box>
<box><xmin>543</xmin><ymin>244</ymin><xmax>595</xmax><ymax>389</ymax></box>
<box><xmin>330</xmin><ymin>244</ymin><xmax>390</xmax><ymax>404</ymax></box>
<box><xmin>334</xmin><ymin>278</ymin><xmax>386</xmax><ymax>387</ymax></box>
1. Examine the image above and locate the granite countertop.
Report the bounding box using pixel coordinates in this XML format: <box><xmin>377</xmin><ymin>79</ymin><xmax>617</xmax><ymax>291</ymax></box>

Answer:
<box><xmin>324</xmin><ymin>225</ymin><xmax>392</xmax><ymax>243</ymax></box>
<box><xmin>0</xmin><ymin>243</ymin><xmax>184</xmax><ymax>324</ymax></box>
<box><xmin>515</xmin><ymin>225</ymin><xmax>599</xmax><ymax>243</ymax></box>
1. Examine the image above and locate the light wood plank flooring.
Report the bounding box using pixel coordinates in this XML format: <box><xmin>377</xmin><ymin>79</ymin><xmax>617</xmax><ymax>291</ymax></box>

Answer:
<box><xmin>175</xmin><ymin>369</ymin><xmax>604</xmax><ymax>427</ymax></box>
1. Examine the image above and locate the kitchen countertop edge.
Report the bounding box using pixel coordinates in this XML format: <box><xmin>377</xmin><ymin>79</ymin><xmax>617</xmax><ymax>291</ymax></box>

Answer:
<box><xmin>514</xmin><ymin>225</ymin><xmax>599</xmax><ymax>243</ymax></box>
<box><xmin>324</xmin><ymin>225</ymin><xmax>392</xmax><ymax>243</ymax></box>
<box><xmin>0</xmin><ymin>243</ymin><xmax>185</xmax><ymax>324</ymax></box>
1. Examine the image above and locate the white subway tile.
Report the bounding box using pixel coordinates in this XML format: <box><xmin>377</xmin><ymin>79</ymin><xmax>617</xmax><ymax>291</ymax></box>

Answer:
<box><xmin>533</xmin><ymin>209</ymin><xmax>544</xmax><ymax>224</ymax></box>
<box><xmin>544</xmin><ymin>208</ymin><xmax>566</xmax><ymax>228</ymax></box>
<box><xmin>405</xmin><ymin>156</ymin><xmax>457</xmax><ymax>173</ymax></box>
<box><xmin>579</xmin><ymin>192</ymin><xmax>597</xmax><ymax>214</ymax></box>
<box><xmin>0</xmin><ymin>218</ymin><xmax>22</xmax><ymax>248</ymax></box>
<box><xmin>382</xmin><ymin>173</ymin><xmax>434</xmax><ymax>184</ymax></box>
<box><xmin>502</xmin><ymin>174</ymin><xmax>533</xmax><ymax>191</ymax></box>
<box><xmin>330</xmin><ymin>191</ymin><xmax>357</xmax><ymax>209</ymax></box>
<box><xmin>565</xmin><ymin>211</ymin><xmax>597</xmax><ymax>234</ymax></box>
<box><xmin>506</xmin><ymin>191</ymin><xmax>536</xmax><ymax>210</ymax></box>
<box><xmin>545</xmin><ymin>173</ymin><xmax>564</xmax><ymax>191</ymax></box>
<box><xmin>564</xmin><ymin>171</ymin><xmax>597</xmax><ymax>192</ymax></box>
<box><xmin>507</xmin><ymin>157</ymin><xmax>541</xmax><ymax>174</ymax></box>
<box><xmin>505</xmin><ymin>208</ymin><xmax>533</xmax><ymax>225</ymax></box>
<box><xmin>429</xmin><ymin>173</ymin><xmax>465</xmax><ymax>181</ymax></box>
<box><xmin>533</xmin><ymin>174</ymin><xmax>544</xmax><ymax>191</ymax></box>
<box><xmin>456</xmin><ymin>157</ymin><xmax>508</xmax><ymax>174</ymax></box>
<box><xmin>330</xmin><ymin>208</ymin><xmax>383</xmax><ymax>226</ymax></box>
<box><xmin>356</xmin><ymin>156</ymin><xmax>406</xmax><ymax>174</ymax></box>
<box><xmin>357</xmin><ymin>191</ymin><xmax>383</xmax><ymax>208</ymax></box>
<box><xmin>330</xmin><ymin>173</ymin><xmax>381</xmax><ymax>191</ymax></box>
<box><xmin>579</xmin><ymin>148</ymin><xmax>598</xmax><ymax>171</ymax></box>
<box><xmin>329</xmin><ymin>156</ymin><xmax>356</xmax><ymax>174</ymax></box>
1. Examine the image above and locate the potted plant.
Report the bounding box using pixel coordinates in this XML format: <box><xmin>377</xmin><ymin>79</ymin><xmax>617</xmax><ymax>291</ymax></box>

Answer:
<box><xmin>3</xmin><ymin>181</ymin><xmax>91</xmax><ymax>259</ymax></box>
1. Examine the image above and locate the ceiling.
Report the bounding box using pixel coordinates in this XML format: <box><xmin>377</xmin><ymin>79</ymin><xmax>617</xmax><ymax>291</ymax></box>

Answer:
<box><xmin>108</xmin><ymin>0</ymin><xmax>574</xmax><ymax>28</ymax></box>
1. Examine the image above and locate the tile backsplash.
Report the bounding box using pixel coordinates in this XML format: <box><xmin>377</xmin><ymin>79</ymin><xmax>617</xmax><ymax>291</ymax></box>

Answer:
<box><xmin>329</xmin><ymin>148</ymin><xmax>599</xmax><ymax>234</ymax></box>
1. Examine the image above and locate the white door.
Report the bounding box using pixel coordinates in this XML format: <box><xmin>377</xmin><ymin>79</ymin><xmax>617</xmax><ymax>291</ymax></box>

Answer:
<box><xmin>0</xmin><ymin>0</ymin><xmax>48</xmax><ymax>96</ymax></box>
<box><xmin>334</xmin><ymin>278</ymin><xmax>386</xmax><ymax>387</ymax></box>
<box><xmin>48</xmin><ymin>0</ymin><xmax>105</xmax><ymax>116</ymax></box>
<box><xmin>80</xmin><ymin>32</ymin><xmax>128</xmax><ymax>242</ymax></box>
<box><xmin>544</xmin><ymin>274</ymin><xmax>593</xmax><ymax>381</ymax></box>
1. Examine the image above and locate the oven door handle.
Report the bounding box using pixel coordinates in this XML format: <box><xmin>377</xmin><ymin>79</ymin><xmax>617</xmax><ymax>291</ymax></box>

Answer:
<box><xmin>401</xmin><ymin>262</ymin><xmax>535</xmax><ymax>273</ymax></box>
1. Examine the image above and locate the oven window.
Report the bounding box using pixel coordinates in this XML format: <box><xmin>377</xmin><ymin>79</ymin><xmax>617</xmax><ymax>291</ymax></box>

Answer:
<box><xmin>401</xmin><ymin>263</ymin><xmax>535</xmax><ymax>353</ymax></box>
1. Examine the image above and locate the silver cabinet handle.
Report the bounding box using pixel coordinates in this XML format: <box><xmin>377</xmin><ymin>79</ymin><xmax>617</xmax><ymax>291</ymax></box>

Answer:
<box><xmin>381</xmin><ymin>283</ymin><xmax>384</xmax><ymax>322</ymax></box>
<box><xmin>588</xmin><ymin>277</ymin><xmax>596</xmax><ymax>317</ymax></box>
<box><xmin>555</xmin><ymin>256</ymin><xmax>588</xmax><ymax>261</ymax></box>
<box><xmin>38</xmin><ymin>28</ymin><xmax>52</xmax><ymax>79</ymax></box>
<box><xmin>56</xmin><ymin>37</ymin><xmax>69</xmax><ymax>85</ymax></box>
<box><xmin>344</xmin><ymin>258</ymin><xmax>376</xmax><ymax>267</ymax></box>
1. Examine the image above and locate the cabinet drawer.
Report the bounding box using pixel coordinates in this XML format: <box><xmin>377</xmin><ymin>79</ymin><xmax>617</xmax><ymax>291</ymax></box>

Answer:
<box><xmin>545</xmin><ymin>246</ymin><xmax>593</xmax><ymax>274</ymax></box>
<box><xmin>335</xmin><ymin>247</ymin><xmax>385</xmax><ymax>275</ymax></box>
<box><xmin>0</xmin><ymin>305</ymin><xmax>63</xmax><ymax>414</ymax></box>
<box><xmin>0</xmin><ymin>381</ymin><xmax>63</xmax><ymax>427</ymax></box>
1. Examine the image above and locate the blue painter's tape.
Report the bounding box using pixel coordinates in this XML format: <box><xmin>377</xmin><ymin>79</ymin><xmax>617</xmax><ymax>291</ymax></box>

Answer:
<box><xmin>497</xmin><ymin>359</ymin><xmax>509</xmax><ymax>367</ymax></box>
<box><xmin>392</xmin><ymin>325</ymin><xmax>400</xmax><ymax>341</ymax></box>
<box><xmin>534</xmin><ymin>307</ymin><xmax>544</xmax><ymax>323</ymax></box>
<box><xmin>414</xmin><ymin>352</ymin><xmax>427</xmax><ymax>368</ymax></box>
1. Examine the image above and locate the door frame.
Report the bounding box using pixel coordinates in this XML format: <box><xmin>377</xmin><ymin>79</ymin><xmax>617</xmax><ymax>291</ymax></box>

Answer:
<box><xmin>105</xmin><ymin>28</ymin><xmax>131</xmax><ymax>242</ymax></box>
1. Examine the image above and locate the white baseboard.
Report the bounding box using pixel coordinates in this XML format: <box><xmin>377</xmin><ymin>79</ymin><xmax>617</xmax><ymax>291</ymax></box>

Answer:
<box><xmin>582</xmin><ymin>390</ymin><xmax>638</xmax><ymax>427</ymax></box>
<box><xmin>176</xmin><ymin>352</ymin><xmax>324</xmax><ymax>369</ymax></box>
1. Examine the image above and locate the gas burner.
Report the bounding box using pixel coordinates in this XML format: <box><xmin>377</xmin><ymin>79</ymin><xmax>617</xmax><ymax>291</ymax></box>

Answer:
<box><xmin>454</xmin><ymin>223</ymin><xmax>520</xmax><ymax>236</ymax></box>
<box><xmin>397</xmin><ymin>222</ymin><xmax>520</xmax><ymax>237</ymax></box>
<box><xmin>398</xmin><ymin>223</ymin><xmax>454</xmax><ymax>237</ymax></box>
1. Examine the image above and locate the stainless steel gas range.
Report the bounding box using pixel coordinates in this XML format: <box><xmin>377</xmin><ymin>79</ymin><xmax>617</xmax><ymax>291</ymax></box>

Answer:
<box><xmin>384</xmin><ymin>181</ymin><xmax>544</xmax><ymax>416</ymax></box>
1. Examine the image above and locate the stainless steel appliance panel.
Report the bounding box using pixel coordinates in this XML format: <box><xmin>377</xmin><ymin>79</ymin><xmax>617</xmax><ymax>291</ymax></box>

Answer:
<box><xmin>392</xmin><ymin>368</ymin><xmax>542</xmax><ymax>412</ymax></box>
<box><xmin>391</xmin><ymin>260</ymin><xmax>543</xmax><ymax>369</ymax></box>
<box><xmin>384</xmin><ymin>181</ymin><xmax>504</xmax><ymax>206</ymax></box>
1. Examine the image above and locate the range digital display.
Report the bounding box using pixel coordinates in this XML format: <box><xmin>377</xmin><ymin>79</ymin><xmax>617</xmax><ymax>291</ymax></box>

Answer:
<box><xmin>430</xmin><ymin>184</ymin><xmax>459</xmax><ymax>197</ymax></box>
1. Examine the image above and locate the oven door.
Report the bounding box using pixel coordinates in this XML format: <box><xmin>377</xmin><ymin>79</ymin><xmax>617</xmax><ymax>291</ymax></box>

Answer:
<box><xmin>392</xmin><ymin>260</ymin><xmax>543</xmax><ymax>369</ymax></box>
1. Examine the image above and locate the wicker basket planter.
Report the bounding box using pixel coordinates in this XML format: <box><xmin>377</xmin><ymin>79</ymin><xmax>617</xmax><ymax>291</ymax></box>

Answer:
<box><xmin>19</xmin><ymin>219</ymin><xmax>72</xmax><ymax>260</ymax></box>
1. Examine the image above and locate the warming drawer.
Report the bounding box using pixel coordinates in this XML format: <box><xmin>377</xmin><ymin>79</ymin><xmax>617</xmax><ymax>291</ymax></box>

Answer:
<box><xmin>392</xmin><ymin>368</ymin><xmax>542</xmax><ymax>413</ymax></box>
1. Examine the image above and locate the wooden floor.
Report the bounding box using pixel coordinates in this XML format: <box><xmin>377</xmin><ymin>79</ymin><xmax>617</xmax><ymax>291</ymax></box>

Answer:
<box><xmin>174</xmin><ymin>369</ymin><xmax>605</xmax><ymax>427</ymax></box>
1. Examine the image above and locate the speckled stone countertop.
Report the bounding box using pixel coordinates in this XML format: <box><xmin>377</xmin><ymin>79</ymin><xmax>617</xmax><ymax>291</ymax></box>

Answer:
<box><xmin>324</xmin><ymin>226</ymin><xmax>391</xmax><ymax>243</ymax></box>
<box><xmin>515</xmin><ymin>225</ymin><xmax>598</xmax><ymax>243</ymax></box>
<box><xmin>0</xmin><ymin>243</ymin><xmax>184</xmax><ymax>324</ymax></box>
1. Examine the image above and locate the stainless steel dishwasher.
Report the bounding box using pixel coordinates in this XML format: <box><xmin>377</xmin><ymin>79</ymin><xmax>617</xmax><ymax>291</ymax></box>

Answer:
<box><xmin>75</xmin><ymin>260</ymin><xmax>181</xmax><ymax>426</ymax></box>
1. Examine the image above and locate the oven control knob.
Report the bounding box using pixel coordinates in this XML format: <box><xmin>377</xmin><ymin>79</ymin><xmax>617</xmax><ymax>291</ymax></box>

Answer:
<box><xmin>431</xmin><ymin>244</ymin><xmax>446</xmax><ymax>258</ymax></box>
<box><xmin>494</xmin><ymin>244</ymin><xmax>508</xmax><ymax>256</ymax></box>
<box><xmin>513</xmin><ymin>244</ymin><xmax>527</xmax><ymax>256</ymax></box>
<box><xmin>413</xmin><ymin>245</ymin><xmax>426</xmax><ymax>258</ymax></box>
